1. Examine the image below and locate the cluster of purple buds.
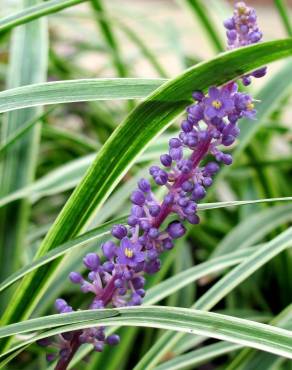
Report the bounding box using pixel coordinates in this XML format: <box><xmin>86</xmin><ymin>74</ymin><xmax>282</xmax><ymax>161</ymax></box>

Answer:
<box><xmin>225</xmin><ymin>1</ymin><xmax>262</xmax><ymax>48</ymax></box>
<box><xmin>224</xmin><ymin>1</ymin><xmax>267</xmax><ymax>85</ymax></box>
<box><xmin>41</xmin><ymin>2</ymin><xmax>268</xmax><ymax>369</ymax></box>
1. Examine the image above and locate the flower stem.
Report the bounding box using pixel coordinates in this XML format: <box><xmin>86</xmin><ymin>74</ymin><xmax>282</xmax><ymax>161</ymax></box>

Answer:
<box><xmin>55</xmin><ymin>331</ymin><xmax>82</xmax><ymax>370</ymax></box>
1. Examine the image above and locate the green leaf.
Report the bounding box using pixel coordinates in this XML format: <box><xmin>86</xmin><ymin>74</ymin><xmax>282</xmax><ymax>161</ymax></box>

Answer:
<box><xmin>41</xmin><ymin>124</ymin><xmax>100</xmax><ymax>152</ymax></box>
<box><xmin>0</xmin><ymin>0</ymin><xmax>87</xmax><ymax>35</ymax></box>
<box><xmin>0</xmin><ymin>78</ymin><xmax>167</xmax><ymax>113</ymax></box>
<box><xmin>1</xmin><ymin>307</ymin><xmax>292</xmax><ymax>360</ymax></box>
<box><xmin>0</xmin><ymin>156</ymin><xmax>291</xmax><ymax>208</ymax></box>
<box><xmin>144</xmin><ymin>247</ymin><xmax>252</xmax><ymax>305</ymax></box>
<box><xmin>156</xmin><ymin>304</ymin><xmax>292</xmax><ymax>370</ymax></box>
<box><xmin>195</xmin><ymin>228</ymin><xmax>292</xmax><ymax>311</ymax></box>
<box><xmin>0</xmin><ymin>0</ymin><xmax>48</xmax><ymax>283</ymax></box>
<box><xmin>2</xmin><ymin>39</ymin><xmax>292</xmax><ymax>339</ymax></box>
<box><xmin>0</xmin><ymin>108</ymin><xmax>54</xmax><ymax>157</ymax></box>
<box><xmin>154</xmin><ymin>342</ymin><xmax>242</xmax><ymax>370</ymax></box>
<box><xmin>198</xmin><ymin>198</ymin><xmax>292</xmax><ymax>211</ymax></box>
<box><xmin>133</xmin><ymin>228</ymin><xmax>292</xmax><ymax>369</ymax></box>
<box><xmin>91</xmin><ymin>0</ymin><xmax>127</xmax><ymax>78</ymax></box>
<box><xmin>226</xmin><ymin>305</ymin><xmax>292</xmax><ymax>370</ymax></box>
<box><xmin>274</xmin><ymin>0</ymin><xmax>292</xmax><ymax>37</ymax></box>
<box><xmin>117</xmin><ymin>19</ymin><xmax>168</xmax><ymax>78</ymax></box>
<box><xmin>180</xmin><ymin>0</ymin><xmax>224</xmax><ymax>53</ymax></box>
<box><xmin>211</xmin><ymin>203</ymin><xmax>292</xmax><ymax>258</ymax></box>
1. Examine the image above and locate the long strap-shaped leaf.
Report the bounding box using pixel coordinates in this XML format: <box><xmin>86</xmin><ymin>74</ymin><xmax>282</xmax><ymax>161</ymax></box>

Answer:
<box><xmin>225</xmin><ymin>304</ymin><xmax>292</xmax><ymax>370</ymax></box>
<box><xmin>2</xmin><ymin>40</ymin><xmax>292</xmax><ymax>334</ymax></box>
<box><xmin>133</xmin><ymin>227</ymin><xmax>292</xmax><ymax>369</ymax></box>
<box><xmin>3</xmin><ymin>60</ymin><xmax>291</xmax><ymax>206</ymax></box>
<box><xmin>274</xmin><ymin>0</ymin><xmax>292</xmax><ymax>37</ymax></box>
<box><xmin>1</xmin><ymin>224</ymin><xmax>291</xmax><ymax>363</ymax></box>
<box><xmin>155</xmin><ymin>304</ymin><xmax>292</xmax><ymax>370</ymax></box>
<box><xmin>0</xmin><ymin>0</ymin><xmax>87</xmax><ymax>34</ymax></box>
<box><xmin>181</xmin><ymin>0</ymin><xmax>224</xmax><ymax>53</ymax></box>
<box><xmin>0</xmin><ymin>78</ymin><xmax>167</xmax><ymax>113</ymax></box>
<box><xmin>0</xmin><ymin>307</ymin><xmax>292</xmax><ymax>360</ymax></box>
<box><xmin>211</xmin><ymin>203</ymin><xmax>292</xmax><ymax>257</ymax></box>
<box><xmin>155</xmin><ymin>342</ymin><xmax>242</xmax><ymax>370</ymax></box>
<box><xmin>0</xmin><ymin>0</ymin><xmax>47</xmax><ymax>283</ymax></box>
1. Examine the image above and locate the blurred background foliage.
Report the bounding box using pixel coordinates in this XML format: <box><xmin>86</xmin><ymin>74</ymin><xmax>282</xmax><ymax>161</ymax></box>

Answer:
<box><xmin>0</xmin><ymin>0</ymin><xmax>291</xmax><ymax>369</ymax></box>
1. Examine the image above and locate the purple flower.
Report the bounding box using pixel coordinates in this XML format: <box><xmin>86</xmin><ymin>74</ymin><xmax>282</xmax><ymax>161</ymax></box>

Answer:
<box><xmin>204</xmin><ymin>87</ymin><xmax>234</xmax><ymax>119</ymax></box>
<box><xmin>235</xmin><ymin>93</ymin><xmax>257</xmax><ymax>119</ymax></box>
<box><xmin>116</xmin><ymin>238</ymin><xmax>145</xmax><ymax>267</ymax></box>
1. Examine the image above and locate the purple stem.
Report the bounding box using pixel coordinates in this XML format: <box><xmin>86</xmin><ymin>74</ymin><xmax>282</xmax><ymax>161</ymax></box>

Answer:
<box><xmin>55</xmin><ymin>138</ymin><xmax>211</xmax><ymax>370</ymax></box>
<box><xmin>55</xmin><ymin>331</ymin><xmax>82</xmax><ymax>370</ymax></box>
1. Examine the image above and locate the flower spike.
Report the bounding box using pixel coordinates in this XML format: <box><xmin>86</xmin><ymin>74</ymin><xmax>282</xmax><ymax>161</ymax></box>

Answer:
<box><xmin>41</xmin><ymin>2</ymin><xmax>268</xmax><ymax>369</ymax></box>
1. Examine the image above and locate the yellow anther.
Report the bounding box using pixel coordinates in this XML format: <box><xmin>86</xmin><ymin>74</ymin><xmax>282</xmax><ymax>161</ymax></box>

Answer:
<box><xmin>246</xmin><ymin>102</ymin><xmax>254</xmax><ymax>111</ymax></box>
<box><xmin>212</xmin><ymin>100</ymin><xmax>222</xmax><ymax>109</ymax></box>
<box><xmin>237</xmin><ymin>2</ymin><xmax>247</xmax><ymax>14</ymax></box>
<box><xmin>125</xmin><ymin>248</ymin><xmax>133</xmax><ymax>258</ymax></box>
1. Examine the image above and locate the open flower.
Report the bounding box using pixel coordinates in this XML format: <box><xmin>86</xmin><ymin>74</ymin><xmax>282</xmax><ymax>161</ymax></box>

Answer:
<box><xmin>116</xmin><ymin>237</ymin><xmax>145</xmax><ymax>267</ymax></box>
<box><xmin>235</xmin><ymin>93</ymin><xmax>257</xmax><ymax>119</ymax></box>
<box><xmin>204</xmin><ymin>87</ymin><xmax>234</xmax><ymax>119</ymax></box>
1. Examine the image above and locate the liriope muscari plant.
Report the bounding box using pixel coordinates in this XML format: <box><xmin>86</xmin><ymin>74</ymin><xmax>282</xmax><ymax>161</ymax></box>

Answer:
<box><xmin>39</xmin><ymin>2</ymin><xmax>267</xmax><ymax>369</ymax></box>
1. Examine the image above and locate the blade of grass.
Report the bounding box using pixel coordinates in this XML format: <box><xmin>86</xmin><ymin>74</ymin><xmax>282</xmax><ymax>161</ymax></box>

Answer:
<box><xmin>4</xmin><ymin>239</ymin><xmax>282</xmax><ymax>367</ymax></box>
<box><xmin>155</xmin><ymin>304</ymin><xmax>292</xmax><ymax>370</ymax></box>
<box><xmin>132</xmin><ymin>228</ymin><xmax>292</xmax><ymax>369</ymax></box>
<box><xmin>90</xmin><ymin>0</ymin><xmax>127</xmax><ymax>78</ymax></box>
<box><xmin>0</xmin><ymin>0</ymin><xmax>167</xmax><ymax>78</ymax></box>
<box><xmin>274</xmin><ymin>0</ymin><xmax>292</xmax><ymax>37</ymax></box>
<box><xmin>0</xmin><ymin>0</ymin><xmax>47</xmax><ymax>284</ymax></box>
<box><xmin>179</xmin><ymin>0</ymin><xmax>224</xmax><ymax>53</ymax></box>
<box><xmin>0</xmin><ymin>108</ymin><xmax>54</xmax><ymax>158</ymax></box>
<box><xmin>144</xmin><ymin>247</ymin><xmax>253</xmax><ymax>305</ymax></box>
<box><xmin>1</xmin><ymin>307</ymin><xmax>292</xmax><ymax>361</ymax></box>
<box><xmin>116</xmin><ymin>19</ymin><xmax>169</xmax><ymax>78</ymax></box>
<box><xmin>155</xmin><ymin>342</ymin><xmax>242</xmax><ymax>370</ymax></box>
<box><xmin>211</xmin><ymin>203</ymin><xmax>292</xmax><ymax>258</ymax></box>
<box><xmin>0</xmin><ymin>0</ymin><xmax>87</xmax><ymax>35</ymax></box>
<box><xmin>226</xmin><ymin>304</ymin><xmax>292</xmax><ymax>370</ymax></box>
<box><xmin>0</xmin><ymin>78</ymin><xmax>167</xmax><ymax>113</ymax></box>
<box><xmin>41</xmin><ymin>124</ymin><xmax>100</xmax><ymax>152</ymax></box>
<box><xmin>1</xmin><ymin>39</ymin><xmax>292</xmax><ymax>344</ymax></box>
<box><xmin>0</xmin><ymin>136</ymin><xmax>169</xmax><ymax>206</ymax></box>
